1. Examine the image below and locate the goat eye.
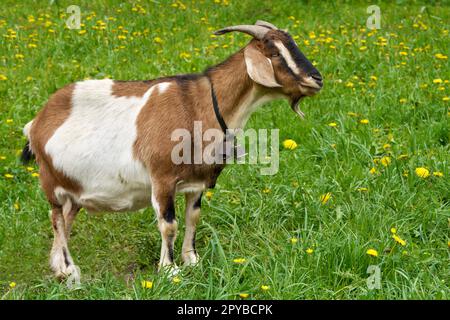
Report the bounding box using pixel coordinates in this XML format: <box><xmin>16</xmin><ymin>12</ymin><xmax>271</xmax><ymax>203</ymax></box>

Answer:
<box><xmin>272</xmin><ymin>53</ymin><xmax>280</xmax><ymax>57</ymax></box>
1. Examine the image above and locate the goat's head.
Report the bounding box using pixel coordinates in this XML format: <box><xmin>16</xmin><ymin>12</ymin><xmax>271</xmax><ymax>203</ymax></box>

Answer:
<box><xmin>215</xmin><ymin>20</ymin><xmax>322</xmax><ymax>117</ymax></box>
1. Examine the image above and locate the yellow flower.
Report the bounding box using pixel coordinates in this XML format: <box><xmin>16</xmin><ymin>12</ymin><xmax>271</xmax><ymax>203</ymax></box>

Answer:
<box><xmin>359</xmin><ymin>46</ymin><xmax>367</xmax><ymax>51</ymax></box>
<box><xmin>14</xmin><ymin>202</ymin><xmax>20</xmax><ymax>210</ymax></box>
<box><xmin>370</xmin><ymin>76</ymin><xmax>377</xmax><ymax>81</ymax></box>
<box><xmin>433</xmin><ymin>79</ymin><xmax>443</xmax><ymax>84</ymax></box>
<box><xmin>328</xmin><ymin>122</ymin><xmax>337</xmax><ymax>127</ymax></box>
<box><xmin>4</xmin><ymin>174</ymin><xmax>14</xmax><ymax>179</ymax></box>
<box><xmin>399</xmin><ymin>51</ymin><xmax>408</xmax><ymax>56</ymax></box>
<box><xmin>9</xmin><ymin>282</ymin><xmax>16</xmax><ymax>289</ymax></box>
<box><xmin>383</xmin><ymin>143</ymin><xmax>391</xmax><ymax>150</ymax></box>
<box><xmin>357</xmin><ymin>187</ymin><xmax>368</xmax><ymax>192</ymax></box>
<box><xmin>205</xmin><ymin>191</ymin><xmax>213</xmax><ymax>200</ymax></box>
<box><xmin>415</xmin><ymin>167</ymin><xmax>430</xmax><ymax>178</ymax></box>
<box><xmin>26</xmin><ymin>167</ymin><xmax>34</xmax><ymax>172</ymax></box>
<box><xmin>347</xmin><ymin>112</ymin><xmax>357</xmax><ymax>117</ymax></box>
<box><xmin>0</xmin><ymin>74</ymin><xmax>8</xmax><ymax>81</ymax></box>
<box><xmin>360</xmin><ymin>119</ymin><xmax>369</xmax><ymax>124</ymax></box>
<box><xmin>239</xmin><ymin>293</ymin><xmax>249</xmax><ymax>299</ymax></box>
<box><xmin>366</xmin><ymin>249</ymin><xmax>378</xmax><ymax>257</ymax></box>
<box><xmin>262</xmin><ymin>188</ymin><xmax>271</xmax><ymax>194</ymax></box>
<box><xmin>345</xmin><ymin>82</ymin><xmax>354</xmax><ymax>88</ymax></box>
<box><xmin>117</xmin><ymin>35</ymin><xmax>127</xmax><ymax>40</ymax></box>
<box><xmin>320</xmin><ymin>192</ymin><xmax>331</xmax><ymax>205</ymax></box>
<box><xmin>443</xmin><ymin>97</ymin><xmax>450</xmax><ymax>102</ymax></box>
<box><xmin>435</xmin><ymin>53</ymin><xmax>448</xmax><ymax>60</ymax></box>
<box><xmin>153</xmin><ymin>37</ymin><xmax>163</xmax><ymax>44</ymax></box>
<box><xmin>282</xmin><ymin>139</ymin><xmax>298</xmax><ymax>150</ymax></box>
<box><xmin>399</xmin><ymin>98</ymin><xmax>407</xmax><ymax>103</ymax></box>
<box><xmin>179</xmin><ymin>52</ymin><xmax>191</xmax><ymax>59</ymax></box>
<box><xmin>6</xmin><ymin>119</ymin><xmax>13</xmax><ymax>124</ymax></box>
<box><xmin>306</xmin><ymin>248</ymin><xmax>314</xmax><ymax>254</ymax></box>
<box><xmin>380</xmin><ymin>156</ymin><xmax>391</xmax><ymax>167</ymax></box>
<box><xmin>432</xmin><ymin>171</ymin><xmax>443</xmax><ymax>177</ymax></box>
<box><xmin>261</xmin><ymin>285</ymin><xmax>270</xmax><ymax>291</ymax></box>
<box><xmin>172</xmin><ymin>276</ymin><xmax>181</xmax><ymax>284</ymax></box>
<box><xmin>78</xmin><ymin>30</ymin><xmax>87</xmax><ymax>35</ymax></box>
<box><xmin>369</xmin><ymin>167</ymin><xmax>377</xmax><ymax>175</ymax></box>
<box><xmin>233</xmin><ymin>258</ymin><xmax>246</xmax><ymax>264</ymax></box>
<box><xmin>31</xmin><ymin>173</ymin><xmax>40</xmax><ymax>177</ymax></box>
<box><xmin>390</xmin><ymin>227</ymin><xmax>397</xmax><ymax>234</ymax></box>
<box><xmin>15</xmin><ymin>53</ymin><xmax>24</xmax><ymax>59</ymax></box>
<box><xmin>290</xmin><ymin>237</ymin><xmax>298</xmax><ymax>244</ymax></box>
<box><xmin>448</xmin><ymin>241</ymin><xmax>450</xmax><ymax>248</ymax></box>
<box><xmin>141</xmin><ymin>280</ymin><xmax>153</xmax><ymax>289</ymax></box>
<box><xmin>393</xmin><ymin>234</ymin><xmax>406</xmax><ymax>246</ymax></box>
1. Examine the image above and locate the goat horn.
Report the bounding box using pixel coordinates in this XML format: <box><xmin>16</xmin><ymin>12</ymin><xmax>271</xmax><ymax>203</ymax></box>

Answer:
<box><xmin>214</xmin><ymin>25</ymin><xmax>270</xmax><ymax>39</ymax></box>
<box><xmin>255</xmin><ymin>20</ymin><xmax>278</xmax><ymax>30</ymax></box>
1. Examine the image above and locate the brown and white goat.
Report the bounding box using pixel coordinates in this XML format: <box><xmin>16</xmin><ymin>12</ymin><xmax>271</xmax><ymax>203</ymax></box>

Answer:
<box><xmin>22</xmin><ymin>21</ymin><xmax>322</xmax><ymax>282</ymax></box>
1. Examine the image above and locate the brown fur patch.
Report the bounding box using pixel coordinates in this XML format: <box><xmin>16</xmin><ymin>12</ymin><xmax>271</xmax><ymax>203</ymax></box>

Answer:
<box><xmin>30</xmin><ymin>84</ymin><xmax>82</xmax><ymax>206</ymax></box>
<box><xmin>111</xmin><ymin>81</ymin><xmax>153</xmax><ymax>97</ymax></box>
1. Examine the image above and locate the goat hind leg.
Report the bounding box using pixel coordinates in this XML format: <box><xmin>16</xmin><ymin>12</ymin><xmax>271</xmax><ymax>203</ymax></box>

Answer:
<box><xmin>49</xmin><ymin>201</ymin><xmax>80</xmax><ymax>285</ymax></box>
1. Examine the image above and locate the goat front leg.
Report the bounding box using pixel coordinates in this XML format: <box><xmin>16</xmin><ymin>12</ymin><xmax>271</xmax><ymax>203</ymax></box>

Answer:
<box><xmin>50</xmin><ymin>201</ymin><xmax>80</xmax><ymax>286</ymax></box>
<box><xmin>151</xmin><ymin>184</ymin><xmax>179</xmax><ymax>275</ymax></box>
<box><xmin>182</xmin><ymin>191</ymin><xmax>202</xmax><ymax>266</ymax></box>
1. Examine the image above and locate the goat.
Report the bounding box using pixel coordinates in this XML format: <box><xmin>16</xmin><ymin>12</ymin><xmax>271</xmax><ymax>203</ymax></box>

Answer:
<box><xmin>22</xmin><ymin>21</ymin><xmax>322</xmax><ymax>282</ymax></box>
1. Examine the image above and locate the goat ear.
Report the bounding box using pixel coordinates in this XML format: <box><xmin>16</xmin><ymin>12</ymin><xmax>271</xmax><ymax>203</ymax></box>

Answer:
<box><xmin>244</xmin><ymin>46</ymin><xmax>282</xmax><ymax>88</ymax></box>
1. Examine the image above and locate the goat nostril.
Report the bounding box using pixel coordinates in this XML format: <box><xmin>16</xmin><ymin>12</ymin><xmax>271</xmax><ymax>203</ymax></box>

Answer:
<box><xmin>310</xmin><ymin>74</ymin><xmax>322</xmax><ymax>82</ymax></box>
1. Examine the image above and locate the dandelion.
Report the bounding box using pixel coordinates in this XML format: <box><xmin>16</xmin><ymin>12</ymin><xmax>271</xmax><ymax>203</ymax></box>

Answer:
<box><xmin>78</xmin><ymin>30</ymin><xmax>87</xmax><ymax>35</ymax></box>
<box><xmin>239</xmin><ymin>293</ymin><xmax>249</xmax><ymax>299</ymax></box>
<box><xmin>393</xmin><ymin>234</ymin><xmax>406</xmax><ymax>246</ymax></box>
<box><xmin>261</xmin><ymin>285</ymin><xmax>270</xmax><ymax>291</ymax></box>
<box><xmin>26</xmin><ymin>167</ymin><xmax>34</xmax><ymax>172</ymax></box>
<box><xmin>415</xmin><ymin>167</ymin><xmax>430</xmax><ymax>178</ymax></box>
<box><xmin>380</xmin><ymin>156</ymin><xmax>391</xmax><ymax>167</ymax></box>
<box><xmin>435</xmin><ymin>53</ymin><xmax>448</xmax><ymax>60</ymax></box>
<box><xmin>14</xmin><ymin>202</ymin><xmax>20</xmax><ymax>210</ymax></box>
<box><xmin>347</xmin><ymin>112</ymin><xmax>357</xmax><ymax>117</ymax></box>
<box><xmin>360</xmin><ymin>119</ymin><xmax>369</xmax><ymax>124</ymax></box>
<box><xmin>399</xmin><ymin>51</ymin><xmax>408</xmax><ymax>56</ymax></box>
<box><xmin>282</xmin><ymin>139</ymin><xmax>298</xmax><ymax>150</ymax></box>
<box><xmin>15</xmin><ymin>53</ymin><xmax>24</xmax><ymax>59</ymax></box>
<box><xmin>383</xmin><ymin>143</ymin><xmax>391</xmax><ymax>150</ymax></box>
<box><xmin>172</xmin><ymin>276</ymin><xmax>181</xmax><ymax>284</ymax></box>
<box><xmin>433</xmin><ymin>171</ymin><xmax>443</xmax><ymax>177</ymax></box>
<box><xmin>0</xmin><ymin>74</ymin><xmax>7</xmax><ymax>81</ymax></box>
<box><xmin>370</xmin><ymin>76</ymin><xmax>377</xmax><ymax>81</ymax></box>
<box><xmin>31</xmin><ymin>173</ymin><xmax>40</xmax><ymax>178</ymax></box>
<box><xmin>328</xmin><ymin>122</ymin><xmax>337</xmax><ymax>127</ymax></box>
<box><xmin>6</xmin><ymin>119</ymin><xmax>13</xmax><ymax>124</ymax></box>
<box><xmin>390</xmin><ymin>227</ymin><xmax>397</xmax><ymax>234</ymax></box>
<box><xmin>345</xmin><ymin>82</ymin><xmax>354</xmax><ymax>88</ymax></box>
<box><xmin>153</xmin><ymin>37</ymin><xmax>163</xmax><ymax>44</ymax></box>
<box><xmin>4</xmin><ymin>174</ymin><xmax>14</xmax><ymax>179</ymax></box>
<box><xmin>205</xmin><ymin>191</ymin><xmax>213</xmax><ymax>200</ymax></box>
<box><xmin>290</xmin><ymin>237</ymin><xmax>298</xmax><ymax>244</ymax></box>
<box><xmin>399</xmin><ymin>98</ymin><xmax>407</xmax><ymax>103</ymax></box>
<box><xmin>9</xmin><ymin>282</ymin><xmax>16</xmax><ymax>289</ymax></box>
<box><xmin>141</xmin><ymin>280</ymin><xmax>153</xmax><ymax>289</ymax></box>
<box><xmin>306</xmin><ymin>248</ymin><xmax>314</xmax><ymax>254</ymax></box>
<box><xmin>320</xmin><ymin>192</ymin><xmax>331</xmax><ymax>205</ymax></box>
<box><xmin>357</xmin><ymin>187</ymin><xmax>368</xmax><ymax>192</ymax></box>
<box><xmin>433</xmin><ymin>79</ymin><xmax>443</xmax><ymax>84</ymax></box>
<box><xmin>359</xmin><ymin>46</ymin><xmax>367</xmax><ymax>51</ymax></box>
<box><xmin>233</xmin><ymin>258</ymin><xmax>246</xmax><ymax>264</ymax></box>
<box><xmin>179</xmin><ymin>52</ymin><xmax>191</xmax><ymax>59</ymax></box>
<box><xmin>366</xmin><ymin>249</ymin><xmax>378</xmax><ymax>257</ymax></box>
<box><xmin>369</xmin><ymin>167</ymin><xmax>377</xmax><ymax>175</ymax></box>
<box><xmin>443</xmin><ymin>97</ymin><xmax>450</xmax><ymax>102</ymax></box>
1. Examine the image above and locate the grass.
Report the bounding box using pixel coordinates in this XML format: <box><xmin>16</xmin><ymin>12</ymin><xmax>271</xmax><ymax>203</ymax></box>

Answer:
<box><xmin>0</xmin><ymin>0</ymin><xmax>449</xmax><ymax>299</ymax></box>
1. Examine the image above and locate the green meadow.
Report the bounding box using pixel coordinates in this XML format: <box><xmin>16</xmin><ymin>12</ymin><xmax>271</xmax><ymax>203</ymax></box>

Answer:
<box><xmin>0</xmin><ymin>0</ymin><xmax>449</xmax><ymax>299</ymax></box>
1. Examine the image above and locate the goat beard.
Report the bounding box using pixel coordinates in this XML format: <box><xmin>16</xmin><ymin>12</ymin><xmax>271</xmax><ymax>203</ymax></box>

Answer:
<box><xmin>290</xmin><ymin>96</ymin><xmax>305</xmax><ymax>118</ymax></box>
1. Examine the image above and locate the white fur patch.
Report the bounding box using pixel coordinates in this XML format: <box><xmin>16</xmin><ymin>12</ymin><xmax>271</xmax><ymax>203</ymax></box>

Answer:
<box><xmin>46</xmin><ymin>79</ymin><xmax>171</xmax><ymax>212</ymax></box>
<box><xmin>274</xmin><ymin>41</ymin><xmax>301</xmax><ymax>75</ymax></box>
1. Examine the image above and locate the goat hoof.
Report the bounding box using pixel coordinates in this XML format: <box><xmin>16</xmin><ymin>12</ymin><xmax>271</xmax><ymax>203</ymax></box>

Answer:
<box><xmin>182</xmin><ymin>252</ymin><xmax>199</xmax><ymax>266</ymax></box>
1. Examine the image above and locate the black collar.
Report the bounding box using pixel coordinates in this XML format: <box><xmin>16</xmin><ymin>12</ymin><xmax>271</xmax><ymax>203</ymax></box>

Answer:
<box><xmin>208</xmin><ymin>77</ymin><xmax>229</xmax><ymax>135</ymax></box>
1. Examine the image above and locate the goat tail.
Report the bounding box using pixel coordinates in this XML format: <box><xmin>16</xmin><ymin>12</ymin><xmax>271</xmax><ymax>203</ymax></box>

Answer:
<box><xmin>21</xmin><ymin>120</ymin><xmax>35</xmax><ymax>164</ymax></box>
<box><xmin>21</xmin><ymin>140</ymin><xmax>34</xmax><ymax>165</ymax></box>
